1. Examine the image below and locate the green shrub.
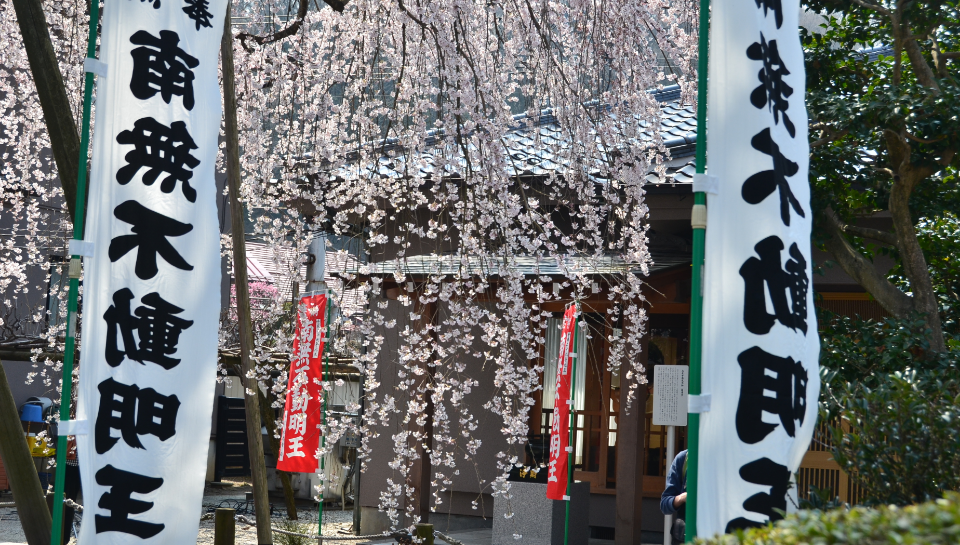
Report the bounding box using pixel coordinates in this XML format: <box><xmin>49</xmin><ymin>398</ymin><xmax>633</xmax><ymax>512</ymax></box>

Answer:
<box><xmin>274</xmin><ymin>518</ymin><xmax>314</xmax><ymax>545</ymax></box>
<box><xmin>693</xmin><ymin>492</ymin><xmax>960</xmax><ymax>544</ymax></box>
<box><xmin>819</xmin><ymin>312</ymin><xmax>960</xmax><ymax>505</ymax></box>
<box><xmin>829</xmin><ymin>367</ymin><xmax>960</xmax><ymax>506</ymax></box>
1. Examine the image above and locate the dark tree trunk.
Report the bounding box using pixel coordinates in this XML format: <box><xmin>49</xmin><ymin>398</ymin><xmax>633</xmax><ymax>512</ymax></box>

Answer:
<box><xmin>222</xmin><ymin>5</ymin><xmax>273</xmax><ymax>542</ymax></box>
<box><xmin>0</xmin><ymin>361</ymin><xmax>52</xmax><ymax>545</ymax></box>
<box><xmin>11</xmin><ymin>0</ymin><xmax>82</xmax><ymax>221</ymax></box>
<box><xmin>258</xmin><ymin>389</ymin><xmax>300</xmax><ymax>520</ymax></box>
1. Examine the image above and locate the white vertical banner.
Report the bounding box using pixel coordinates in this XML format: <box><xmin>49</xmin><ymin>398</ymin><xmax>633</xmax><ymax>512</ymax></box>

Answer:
<box><xmin>697</xmin><ymin>0</ymin><xmax>820</xmax><ymax>537</ymax></box>
<box><xmin>74</xmin><ymin>0</ymin><xmax>226</xmax><ymax>543</ymax></box>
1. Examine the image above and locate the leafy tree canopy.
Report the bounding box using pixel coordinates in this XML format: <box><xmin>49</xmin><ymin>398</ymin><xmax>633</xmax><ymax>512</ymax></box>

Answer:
<box><xmin>801</xmin><ymin>0</ymin><xmax>960</xmax><ymax>353</ymax></box>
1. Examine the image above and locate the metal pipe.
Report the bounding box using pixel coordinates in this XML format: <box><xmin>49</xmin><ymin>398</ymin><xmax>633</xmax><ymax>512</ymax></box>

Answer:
<box><xmin>685</xmin><ymin>0</ymin><xmax>711</xmax><ymax>537</ymax></box>
<box><xmin>563</xmin><ymin>311</ymin><xmax>580</xmax><ymax>545</ymax></box>
<box><xmin>49</xmin><ymin>0</ymin><xmax>99</xmax><ymax>540</ymax></box>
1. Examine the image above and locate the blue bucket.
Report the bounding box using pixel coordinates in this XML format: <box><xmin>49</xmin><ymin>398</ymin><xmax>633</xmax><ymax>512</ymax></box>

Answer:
<box><xmin>20</xmin><ymin>404</ymin><xmax>43</xmax><ymax>422</ymax></box>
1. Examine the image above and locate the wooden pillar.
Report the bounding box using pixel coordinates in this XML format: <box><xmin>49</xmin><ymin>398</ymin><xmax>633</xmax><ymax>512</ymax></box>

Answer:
<box><xmin>615</xmin><ymin>330</ymin><xmax>649</xmax><ymax>545</ymax></box>
<box><xmin>222</xmin><ymin>9</ymin><xmax>272</xmax><ymax>542</ymax></box>
<box><xmin>407</xmin><ymin>293</ymin><xmax>437</xmax><ymax>523</ymax></box>
<box><xmin>214</xmin><ymin>508</ymin><xmax>236</xmax><ymax>545</ymax></box>
<box><xmin>0</xmin><ymin>359</ymin><xmax>51</xmax><ymax>545</ymax></box>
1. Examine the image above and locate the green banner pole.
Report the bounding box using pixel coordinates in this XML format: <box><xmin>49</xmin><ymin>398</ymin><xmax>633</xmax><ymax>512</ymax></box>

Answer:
<box><xmin>685</xmin><ymin>0</ymin><xmax>710</xmax><ymax>539</ymax></box>
<box><xmin>563</xmin><ymin>308</ymin><xmax>580</xmax><ymax>545</ymax></box>
<box><xmin>318</xmin><ymin>292</ymin><xmax>332</xmax><ymax>542</ymax></box>
<box><xmin>50</xmin><ymin>2</ymin><xmax>100</xmax><ymax>544</ymax></box>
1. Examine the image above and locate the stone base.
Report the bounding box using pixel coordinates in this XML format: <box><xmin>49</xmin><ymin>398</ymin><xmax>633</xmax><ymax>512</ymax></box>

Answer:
<box><xmin>492</xmin><ymin>481</ymin><xmax>590</xmax><ymax>545</ymax></box>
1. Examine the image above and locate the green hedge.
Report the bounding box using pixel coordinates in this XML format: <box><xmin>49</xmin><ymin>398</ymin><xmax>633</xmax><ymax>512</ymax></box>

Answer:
<box><xmin>693</xmin><ymin>492</ymin><xmax>960</xmax><ymax>544</ymax></box>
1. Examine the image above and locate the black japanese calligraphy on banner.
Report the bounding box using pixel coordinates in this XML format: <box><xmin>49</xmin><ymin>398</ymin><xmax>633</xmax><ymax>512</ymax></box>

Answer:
<box><xmin>747</xmin><ymin>35</ymin><xmax>795</xmax><ymax>137</ymax></box>
<box><xmin>735</xmin><ymin>347</ymin><xmax>807</xmax><ymax>443</ymax></box>
<box><xmin>130</xmin><ymin>31</ymin><xmax>198</xmax><ymax>110</ymax></box>
<box><xmin>755</xmin><ymin>0</ymin><xmax>784</xmax><ymax>28</ymax></box>
<box><xmin>75</xmin><ymin>0</ymin><xmax>228</xmax><ymax>543</ymax></box>
<box><xmin>739</xmin><ymin>235</ymin><xmax>808</xmax><ymax>334</ymax></box>
<box><xmin>103</xmin><ymin>288</ymin><xmax>194</xmax><ymax>369</ymax></box>
<box><xmin>183</xmin><ymin>0</ymin><xmax>215</xmax><ymax>29</ymax></box>
<box><xmin>108</xmin><ymin>200</ymin><xmax>194</xmax><ymax>279</ymax></box>
<box><xmin>95</xmin><ymin>378</ymin><xmax>180</xmax><ymax>453</ymax></box>
<box><xmin>95</xmin><ymin>465</ymin><xmax>165</xmax><ymax>538</ymax></box>
<box><xmin>116</xmin><ymin>118</ymin><xmax>201</xmax><ymax>201</ymax></box>
<box><xmin>724</xmin><ymin>458</ymin><xmax>791</xmax><ymax>532</ymax></box>
<box><xmin>699</xmin><ymin>0</ymin><xmax>820</xmax><ymax>533</ymax></box>
<box><xmin>741</xmin><ymin>129</ymin><xmax>804</xmax><ymax>226</ymax></box>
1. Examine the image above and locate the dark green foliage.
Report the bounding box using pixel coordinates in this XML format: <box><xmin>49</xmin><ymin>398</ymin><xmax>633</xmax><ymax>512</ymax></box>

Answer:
<box><xmin>800</xmin><ymin>0</ymin><xmax>958</xmax><ymax>352</ymax></box>
<box><xmin>818</xmin><ymin>312</ymin><xmax>939</xmax><ymax>391</ymax></box>
<box><xmin>802</xmin><ymin>3</ymin><xmax>960</xmax><ymax>233</ymax></box>
<box><xmin>889</xmin><ymin>213</ymin><xmax>960</xmax><ymax>341</ymax></box>
<box><xmin>828</xmin><ymin>365</ymin><xmax>960</xmax><ymax>505</ymax></box>
<box><xmin>798</xmin><ymin>485</ymin><xmax>845</xmax><ymax>511</ymax></box>
<box><xmin>819</xmin><ymin>309</ymin><xmax>960</xmax><ymax>505</ymax></box>
<box><xmin>693</xmin><ymin>492</ymin><xmax>960</xmax><ymax>544</ymax></box>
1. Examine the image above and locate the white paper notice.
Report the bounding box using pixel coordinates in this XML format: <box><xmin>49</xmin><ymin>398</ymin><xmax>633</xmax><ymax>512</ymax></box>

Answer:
<box><xmin>653</xmin><ymin>365</ymin><xmax>688</xmax><ymax>427</ymax></box>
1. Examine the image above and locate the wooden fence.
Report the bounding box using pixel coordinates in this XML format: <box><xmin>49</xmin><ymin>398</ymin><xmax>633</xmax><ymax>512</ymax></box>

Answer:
<box><xmin>796</xmin><ymin>419</ymin><xmax>867</xmax><ymax>505</ymax></box>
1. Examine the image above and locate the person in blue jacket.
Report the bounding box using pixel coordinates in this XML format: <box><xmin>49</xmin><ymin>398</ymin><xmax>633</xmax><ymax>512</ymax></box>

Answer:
<box><xmin>660</xmin><ymin>449</ymin><xmax>687</xmax><ymax>544</ymax></box>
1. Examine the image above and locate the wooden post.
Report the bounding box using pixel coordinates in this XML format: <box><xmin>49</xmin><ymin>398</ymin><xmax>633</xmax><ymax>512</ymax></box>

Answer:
<box><xmin>407</xmin><ymin>295</ymin><xmax>436</xmax><ymax>524</ymax></box>
<box><xmin>258</xmin><ymin>388</ymin><xmax>299</xmax><ymax>520</ymax></box>
<box><xmin>214</xmin><ymin>508</ymin><xmax>236</xmax><ymax>545</ymax></box>
<box><xmin>415</xmin><ymin>523</ymin><xmax>435</xmax><ymax>545</ymax></box>
<box><xmin>352</xmin><ymin>373</ymin><xmax>365</xmax><ymax>534</ymax></box>
<box><xmin>615</xmin><ymin>331</ymin><xmax>649</xmax><ymax>545</ymax></box>
<box><xmin>0</xmin><ymin>360</ymin><xmax>52</xmax><ymax>545</ymax></box>
<box><xmin>221</xmin><ymin>6</ymin><xmax>273</xmax><ymax>543</ymax></box>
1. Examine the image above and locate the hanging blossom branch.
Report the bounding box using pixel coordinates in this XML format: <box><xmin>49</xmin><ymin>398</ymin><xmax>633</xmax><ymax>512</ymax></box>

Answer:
<box><xmin>226</xmin><ymin>0</ymin><xmax>698</xmax><ymax>533</ymax></box>
<box><xmin>2</xmin><ymin>0</ymin><xmax>700</xmax><ymax>535</ymax></box>
<box><xmin>0</xmin><ymin>0</ymin><xmax>88</xmax><ymax>395</ymax></box>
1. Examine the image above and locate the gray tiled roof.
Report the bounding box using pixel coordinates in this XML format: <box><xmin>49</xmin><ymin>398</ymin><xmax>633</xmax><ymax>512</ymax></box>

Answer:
<box><xmin>335</xmin><ymin>85</ymin><xmax>697</xmax><ymax>186</ymax></box>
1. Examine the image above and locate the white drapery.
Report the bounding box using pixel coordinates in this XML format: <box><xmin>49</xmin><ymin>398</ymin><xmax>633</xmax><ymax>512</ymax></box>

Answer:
<box><xmin>75</xmin><ymin>2</ymin><xmax>227</xmax><ymax>543</ymax></box>
<box><xmin>543</xmin><ymin>315</ymin><xmax>587</xmax><ymax>465</ymax></box>
<box><xmin>696</xmin><ymin>0</ymin><xmax>820</xmax><ymax>536</ymax></box>
<box><xmin>542</xmin><ymin>316</ymin><xmax>586</xmax><ymax>412</ymax></box>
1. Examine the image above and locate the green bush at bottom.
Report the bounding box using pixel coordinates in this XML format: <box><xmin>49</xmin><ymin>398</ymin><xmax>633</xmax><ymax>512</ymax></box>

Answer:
<box><xmin>694</xmin><ymin>492</ymin><xmax>960</xmax><ymax>544</ymax></box>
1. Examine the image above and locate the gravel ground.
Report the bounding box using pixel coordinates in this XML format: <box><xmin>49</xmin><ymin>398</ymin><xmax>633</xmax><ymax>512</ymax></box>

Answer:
<box><xmin>0</xmin><ymin>481</ymin><xmax>371</xmax><ymax>545</ymax></box>
<box><xmin>0</xmin><ymin>493</ymin><xmax>28</xmax><ymax>545</ymax></box>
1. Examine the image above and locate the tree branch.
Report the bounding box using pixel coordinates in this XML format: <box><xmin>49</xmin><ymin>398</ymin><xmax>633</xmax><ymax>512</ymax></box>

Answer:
<box><xmin>811</xmin><ymin>128</ymin><xmax>849</xmax><ymax>148</ymax></box>
<box><xmin>0</xmin><ymin>359</ymin><xmax>51</xmax><ymax>545</ymax></box>
<box><xmin>887</xmin><ymin>162</ymin><xmax>947</xmax><ymax>351</ymax></box>
<box><xmin>12</xmin><ymin>0</ymin><xmax>81</xmax><ymax>222</ymax></box>
<box><xmin>838</xmin><ymin>222</ymin><xmax>899</xmax><ymax>246</ymax></box>
<box><xmin>896</xmin><ymin>7</ymin><xmax>941</xmax><ymax>92</ymax></box>
<box><xmin>236</xmin><ymin>0</ymin><xmax>347</xmax><ymax>52</ymax></box>
<box><xmin>904</xmin><ymin>131</ymin><xmax>945</xmax><ymax>144</ymax></box>
<box><xmin>938</xmin><ymin>146</ymin><xmax>957</xmax><ymax>167</ymax></box>
<box><xmin>821</xmin><ymin>208</ymin><xmax>915</xmax><ymax>318</ymax></box>
<box><xmin>849</xmin><ymin>0</ymin><xmax>890</xmax><ymax>15</ymax></box>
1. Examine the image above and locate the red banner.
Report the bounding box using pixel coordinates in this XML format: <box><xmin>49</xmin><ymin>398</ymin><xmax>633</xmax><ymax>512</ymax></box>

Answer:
<box><xmin>277</xmin><ymin>293</ymin><xmax>328</xmax><ymax>472</ymax></box>
<box><xmin>547</xmin><ymin>304</ymin><xmax>577</xmax><ymax>500</ymax></box>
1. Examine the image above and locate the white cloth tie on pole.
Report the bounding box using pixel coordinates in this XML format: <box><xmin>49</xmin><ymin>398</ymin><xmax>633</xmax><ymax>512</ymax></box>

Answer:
<box><xmin>68</xmin><ymin>240</ymin><xmax>95</xmax><ymax>257</ymax></box>
<box><xmin>692</xmin><ymin>173</ymin><xmax>719</xmax><ymax>194</ymax></box>
<box><xmin>83</xmin><ymin>58</ymin><xmax>108</xmax><ymax>78</ymax></box>
<box><xmin>687</xmin><ymin>394</ymin><xmax>712</xmax><ymax>414</ymax></box>
<box><xmin>58</xmin><ymin>419</ymin><xmax>89</xmax><ymax>436</ymax></box>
